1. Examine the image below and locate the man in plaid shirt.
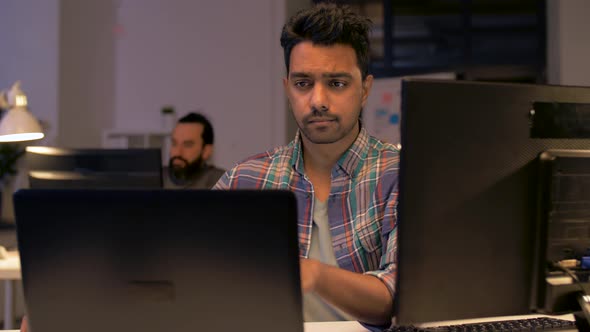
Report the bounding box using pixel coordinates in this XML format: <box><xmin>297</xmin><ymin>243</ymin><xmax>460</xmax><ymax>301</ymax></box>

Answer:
<box><xmin>214</xmin><ymin>3</ymin><xmax>399</xmax><ymax>330</ymax></box>
<box><xmin>18</xmin><ymin>4</ymin><xmax>398</xmax><ymax>332</ymax></box>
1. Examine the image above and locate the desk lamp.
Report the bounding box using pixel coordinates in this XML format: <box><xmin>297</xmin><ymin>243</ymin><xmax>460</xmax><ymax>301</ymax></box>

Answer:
<box><xmin>0</xmin><ymin>81</ymin><xmax>44</xmax><ymax>228</ymax></box>
<box><xmin>0</xmin><ymin>81</ymin><xmax>44</xmax><ymax>142</ymax></box>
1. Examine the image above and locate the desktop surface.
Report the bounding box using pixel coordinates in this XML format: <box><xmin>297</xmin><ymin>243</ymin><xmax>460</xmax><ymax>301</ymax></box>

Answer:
<box><xmin>4</xmin><ymin>316</ymin><xmax>575</xmax><ymax>332</ymax></box>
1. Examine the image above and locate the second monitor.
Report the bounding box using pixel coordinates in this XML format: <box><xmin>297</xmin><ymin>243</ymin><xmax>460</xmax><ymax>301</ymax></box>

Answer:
<box><xmin>395</xmin><ymin>79</ymin><xmax>590</xmax><ymax>324</ymax></box>
<box><xmin>25</xmin><ymin>147</ymin><xmax>162</xmax><ymax>189</ymax></box>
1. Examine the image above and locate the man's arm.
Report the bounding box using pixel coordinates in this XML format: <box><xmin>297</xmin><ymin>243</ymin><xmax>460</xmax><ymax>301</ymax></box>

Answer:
<box><xmin>20</xmin><ymin>316</ymin><xmax>28</xmax><ymax>332</ymax></box>
<box><xmin>302</xmin><ymin>174</ymin><xmax>399</xmax><ymax>326</ymax></box>
<box><xmin>300</xmin><ymin>258</ymin><xmax>393</xmax><ymax>325</ymax></box>
<box><xmin>211</xmin><ymin>169</ymin><xmax>232</xmax><ymax>189</ymax></box>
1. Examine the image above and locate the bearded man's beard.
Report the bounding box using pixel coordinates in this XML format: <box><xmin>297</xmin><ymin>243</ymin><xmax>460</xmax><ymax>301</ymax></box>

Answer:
<box><xmin>168</xmin><ymin>155</ymin><xmax>204</xmax><ymax>185</ymax></box>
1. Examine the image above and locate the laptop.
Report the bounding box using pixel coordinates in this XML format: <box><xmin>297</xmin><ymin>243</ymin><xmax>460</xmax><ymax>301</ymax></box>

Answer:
<box><xmin>14</xmin><ymin>189</ymin><xmax>302</xmax><ymax>332</ymax></box>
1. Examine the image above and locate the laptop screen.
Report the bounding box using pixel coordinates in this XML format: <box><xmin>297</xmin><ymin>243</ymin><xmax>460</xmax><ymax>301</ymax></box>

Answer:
<box><xmin>14</xmin><ymin>189</ymin><xmax>302</xmax><ymax>332</ymax></box>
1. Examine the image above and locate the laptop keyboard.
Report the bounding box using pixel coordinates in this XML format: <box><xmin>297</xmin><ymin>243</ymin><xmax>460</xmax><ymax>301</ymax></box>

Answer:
<box><xmin>385</xmin><ymin>317</ymin><xmax>577</xmax><ymax>332</ymax></box>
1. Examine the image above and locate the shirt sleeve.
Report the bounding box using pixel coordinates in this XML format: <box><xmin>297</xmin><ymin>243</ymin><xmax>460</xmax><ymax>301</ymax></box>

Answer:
<box><xmin>364</xmin><ymin>178</ymin><xmax>398</xmax><ymax>297</ymax></box>
<box><xmin>362</xmin><ymin>180</ymin><xmax>398</xmax><ymax>331</ymax></box>
<box><xmin>212</xmin><ymin>170</ymin><xmax>232</xmax><ymax>190</ymax></box>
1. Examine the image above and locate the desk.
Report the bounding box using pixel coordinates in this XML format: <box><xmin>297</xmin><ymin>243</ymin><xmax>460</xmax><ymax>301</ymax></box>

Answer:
<box><xmin>3</xmin><ymin>325</ymin><xmax>365</xmax><ymax>332</ymax></box>
<box><xmin>0</xmin><ymin>322</ymin><xmax>369</xmax><ymax>332</ymax></box>
<box><xmin>304</xmin><ymin>321</ymin><xmax>367</xmax><ymax>332</ymax></box>
<box><xmin>0</xmin><ymin>251</ymin><xmax>21</xmax><ymax>330</ymax></box>
<box><xmin>3</xmin><ymin>314</ymin><xmax>578</xmax><ymax>332</ymax></box>
<box><xmin>303</xmin><ymin>314</ymin><xmax>577</xmax><ymax>332</ymax></box>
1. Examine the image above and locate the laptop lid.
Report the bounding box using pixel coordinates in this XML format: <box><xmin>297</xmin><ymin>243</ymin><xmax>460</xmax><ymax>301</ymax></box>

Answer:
<box><xmin>14</xmin><ymin>189</ymin><xmax>302</xmax><ymax>332</ymax></box>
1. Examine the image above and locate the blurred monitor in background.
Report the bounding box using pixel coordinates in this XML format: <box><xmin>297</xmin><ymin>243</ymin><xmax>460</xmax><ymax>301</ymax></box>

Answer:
<box><xmin>25</xmin><ymin>147</ymin><xmax>162</xmax><ymax>189</ymax></box>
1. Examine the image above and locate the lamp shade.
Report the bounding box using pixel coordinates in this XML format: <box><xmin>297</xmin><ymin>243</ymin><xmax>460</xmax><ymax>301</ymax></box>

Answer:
<box><xmin>0</xmin><ymin>81</ymin><xmax>44</xmax><ymax>143</ymax></box>
<box><xmin>0</xmin><ymin>106</ymin><xmax>44</xmax><ymax>142</ymax></box>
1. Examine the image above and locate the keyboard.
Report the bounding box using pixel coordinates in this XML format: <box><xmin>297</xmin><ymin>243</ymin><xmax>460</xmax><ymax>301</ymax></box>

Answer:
<box><xmin>386</xmin><ymin>317</ymin><xmax>577</xmax><ymax>332</ymax></box>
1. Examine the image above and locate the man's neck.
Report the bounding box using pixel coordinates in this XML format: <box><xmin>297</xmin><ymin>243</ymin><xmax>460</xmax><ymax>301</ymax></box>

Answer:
<box><xmin>301</xmin><ymin>124</ymin><xmax>360</xmax><ymax>202</ymax></box>
<box><xmin>303</xmin><ymin>143</ymin><xmax>343</xmax><ymax>174</ymax></box>
<box><xmin>302</xmin><ymin>125</ymin><xmax>360</xmax><ymax>173</ymax></box>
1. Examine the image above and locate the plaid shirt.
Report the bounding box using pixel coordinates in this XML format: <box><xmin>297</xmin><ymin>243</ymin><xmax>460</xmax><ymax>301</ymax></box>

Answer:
<box><xmin>213</xmin><ymin>126</ymin><xmax>399</xmax><ymax>297</ymax></box>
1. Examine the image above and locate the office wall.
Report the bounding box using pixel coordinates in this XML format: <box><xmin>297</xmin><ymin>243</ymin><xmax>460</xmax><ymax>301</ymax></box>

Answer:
<box><xmin>115</xmin><ymin>0</ymin><xmax>287</xmax><ymax>169</ymax></box>
<box><xmin>56</xmin><ymin>0</ymin><xmax>118</xmax><ymax>148</ymax></box>
<box><xmin>546</xmin><ymin>0</ymin><xmax>590</xmax><ymax>87</ymax></box>
<box><xmin>1</xmin><ymin>0</ymin><xmax>287</xmax><ymax>171</ymax></box>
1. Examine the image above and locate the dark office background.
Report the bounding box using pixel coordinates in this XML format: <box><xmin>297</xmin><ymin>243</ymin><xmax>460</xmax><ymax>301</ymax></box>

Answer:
<box><xmin>313</xmin><ymin>0</ymin><xmax>546</xmax><ymax>83</ymax></box>
<box><xmin>0</xmin><ymin>0</ymin><xmax>587</xmax><ymax>170</ymax></box>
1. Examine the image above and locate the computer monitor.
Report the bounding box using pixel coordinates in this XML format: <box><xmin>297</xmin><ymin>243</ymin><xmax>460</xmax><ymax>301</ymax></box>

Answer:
<box><xmin>25</xmin><ymin>147</ymin><xmax>162</xmax><ymax>189</ymax></box>
<box><xmin>395</xmin><ymin>79</ymin><xmax>590</xmax><ymax>324</ymax></box>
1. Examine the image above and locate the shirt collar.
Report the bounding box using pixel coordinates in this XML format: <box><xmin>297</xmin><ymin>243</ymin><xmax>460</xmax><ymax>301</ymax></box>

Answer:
<box><xmin>291</xmin><ymin>122</ymin><xmax>370</xmax><ymax>179</ymax></box>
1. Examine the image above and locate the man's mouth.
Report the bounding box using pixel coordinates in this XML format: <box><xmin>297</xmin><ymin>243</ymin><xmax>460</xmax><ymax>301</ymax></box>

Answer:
<box><xmin>308</xmin><ymin>118</ymin><xmax>336</xmax><ymax>124</ymax></box>
<box><xmin>170</xmin><ymin>157</ymin><xmax>188</xmax><ymax>168</ymax></box>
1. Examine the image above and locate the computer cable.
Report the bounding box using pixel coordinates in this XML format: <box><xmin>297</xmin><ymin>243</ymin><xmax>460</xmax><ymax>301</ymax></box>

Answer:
<box><xmin>550</xmin><ymin>260</ymin><xmax>590</xmax><ymax>332</ymax></box>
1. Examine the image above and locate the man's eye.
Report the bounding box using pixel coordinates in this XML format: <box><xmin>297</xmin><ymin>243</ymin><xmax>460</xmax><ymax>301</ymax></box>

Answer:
<box><xmin>294</xmin><ymin>81</ymin><xmax>311</xmax><ymax>88</ymax></box>
<box><xmin>331</xmin><ymin>81</ymin><xmax>347</xmax><ymax>88</ymax></box>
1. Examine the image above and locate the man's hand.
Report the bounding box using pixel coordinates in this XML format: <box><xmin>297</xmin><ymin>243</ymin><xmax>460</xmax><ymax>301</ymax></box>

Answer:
<box><xmin>20</xmin><ymin>315</ymin><xmax>28</xmax><ymax>332</ymax></box>
<box><xmin>299</xmin><ymin>257</ymin><xmax>394</xmax><ymax>325</ymax></box>
<box><xmin>299</xmin><ymin>258</ymin><xmax>323</xmax><ymax>293</ymax></box>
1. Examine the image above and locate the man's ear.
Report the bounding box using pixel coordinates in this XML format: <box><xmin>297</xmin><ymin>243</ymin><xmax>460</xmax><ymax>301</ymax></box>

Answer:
<box><xmin>361</xmin><ymin>74</ymin><xmax>374</xmax><ymax>107</ymax></box>
<box><xmin>283</xmin><ymin>76</ymin><xmax>289</xmax><ymax>94</ymax></box>
<box><xmin>283</xmin><ymin>77</ymin><xmax>294</xmax><ymax>111</ymax></box>
<box><xmin>201</xmin><ymin>144</ymin><xmax>214</xmax><ymax>161</ymax></box>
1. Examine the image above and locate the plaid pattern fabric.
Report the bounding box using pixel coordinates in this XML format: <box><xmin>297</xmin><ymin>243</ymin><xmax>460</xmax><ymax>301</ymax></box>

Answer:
<box><xmin>213</xmin><ymin>126</ymin><xmax>399</xmax><ymax>296</ymax></box>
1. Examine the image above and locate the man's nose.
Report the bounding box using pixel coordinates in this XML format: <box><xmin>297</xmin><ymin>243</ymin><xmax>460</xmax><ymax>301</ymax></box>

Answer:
<box><xmin>170</xmin><ymin>146</ymin><xmax>182</xmax><ymax>156</ymax></box>
<box><xmin>310</xmin><ymin>84</ymin><xmax>328</xmax><ymax>112</ymax></box>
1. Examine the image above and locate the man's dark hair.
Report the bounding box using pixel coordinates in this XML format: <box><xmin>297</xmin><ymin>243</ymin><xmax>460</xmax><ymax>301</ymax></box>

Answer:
<box><xmin>178</xmin><ymin>112</ymin><xmax>214</xmax><ymax>145</ymax></box>
<box><xmin>280</xmin><ymin>3</ymin><xmax>373</xmax><ymax>80</ymax></box>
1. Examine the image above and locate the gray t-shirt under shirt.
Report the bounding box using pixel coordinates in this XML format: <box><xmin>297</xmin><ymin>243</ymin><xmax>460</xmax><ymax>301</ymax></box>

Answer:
<box><xmin>303</xmin><ymin>197</ymin><xmax>355</xmax><ymax>322</ymax></box>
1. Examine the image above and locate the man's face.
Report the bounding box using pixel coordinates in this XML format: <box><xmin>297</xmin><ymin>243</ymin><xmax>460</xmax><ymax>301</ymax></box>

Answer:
<box><xmin>169</xmin><ymin>122</ymin><xmax>207</xmax><ymax>169</ymax></box>
<box><xmin>283</xmin><ymin>41</ymin><xmax>373</xmax><ymax>145</ymax></box>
